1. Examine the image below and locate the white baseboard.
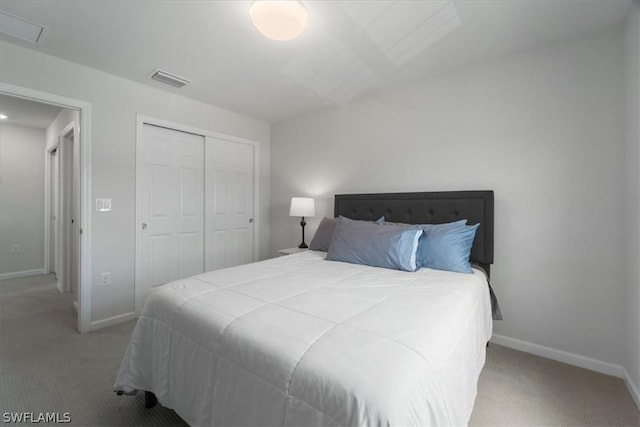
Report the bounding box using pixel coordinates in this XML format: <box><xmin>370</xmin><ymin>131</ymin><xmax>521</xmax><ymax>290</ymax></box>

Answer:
<box><xmin>622</xmin><ymin>368</ymin><xmax>640</xmax><ymax>410</ymax></box>
<box><xmin>0</xmin><ymin>268</ymin><xmax>46</xmax><ymax>280</ymax></box>
<box><xmin>73</xmin><ymin>300</ymin><xmax>78</xmax><ymax>312</ymax></box>
<box><xmin>90</xmin><ymin>311</ymin><xmax>137</xmax><ymax>331</ymax></box>
<box><xmin>491</xmin><ymin>334</ymin><xmax>623</xmax><ymax>378</ymax></box>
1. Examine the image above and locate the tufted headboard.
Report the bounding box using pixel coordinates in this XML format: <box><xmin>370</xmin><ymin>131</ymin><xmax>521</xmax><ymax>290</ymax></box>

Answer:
<box><xmin>334</xmin><ymin>191</ymin><xmax>494</xmax><ymax>275</ymax></box>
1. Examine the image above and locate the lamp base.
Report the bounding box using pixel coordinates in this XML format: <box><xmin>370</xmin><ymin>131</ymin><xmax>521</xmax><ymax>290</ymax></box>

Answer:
<box><xmin>298</xmin><ymin>216</ymin><xmax>308</xmax><ymax>249</ymax></box>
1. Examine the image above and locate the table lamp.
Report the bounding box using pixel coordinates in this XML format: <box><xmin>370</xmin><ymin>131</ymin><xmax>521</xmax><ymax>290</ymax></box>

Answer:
<box><xmin>289</xmin><ymin>197</ymin><xmax>315</xmax><ymax>248</ymax></box>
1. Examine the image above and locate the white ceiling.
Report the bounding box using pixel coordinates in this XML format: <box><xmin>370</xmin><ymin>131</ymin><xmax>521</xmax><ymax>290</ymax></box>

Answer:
<box><xmin>0</xmin><ymin>1</ymin><xmax>632</xmax><ymax>123</ymax></box>
<box><xmin>0</xmin><ymin>94</ymin><xmax>62</xmax><ymax>129</ymax></box>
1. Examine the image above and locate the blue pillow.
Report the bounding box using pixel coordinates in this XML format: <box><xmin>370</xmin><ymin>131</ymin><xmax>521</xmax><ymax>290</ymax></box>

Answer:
<box><xmin>326</xmin><ymin>221</ymin><xmax>422</xmax><ymax>272</ymax></box>
<box><xmin>420</xmin><ymin>223</ymin><xmax>479</xmax><ymax>274</ymax></box>
<box><xmin>415</xmin><ymin>220</ymin><xmax>468</xmax><ymax>268</ymax></box>
<box><xmin>378</xmin><ymin>219</ymin><xmax>469</xmax><ymax>269</ymax></box>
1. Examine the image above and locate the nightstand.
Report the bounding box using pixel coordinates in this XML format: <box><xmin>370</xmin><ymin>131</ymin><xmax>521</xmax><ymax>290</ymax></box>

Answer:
<box><xmin>277</xmin><ymin>247</ymin><xmax>308</xmax><ymax>256</ymax></box>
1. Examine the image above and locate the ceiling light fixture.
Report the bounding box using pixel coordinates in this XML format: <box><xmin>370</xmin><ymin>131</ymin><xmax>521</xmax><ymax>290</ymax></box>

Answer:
<box><xmin>0</xmin><ymin>114</ymin><xmax>7</xmax><ymax>120</ymax></box>
<box><xmin>249</xmin><ymin>0</ymin><xmax>308</xmax><ymax>41</ymax></box>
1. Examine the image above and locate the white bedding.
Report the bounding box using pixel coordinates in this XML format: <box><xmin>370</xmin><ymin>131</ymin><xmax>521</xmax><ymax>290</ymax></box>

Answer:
<box><xmin>114</xmin><ymin>251</ymin><xmax>493</xmax><ymax>426</ymax></box>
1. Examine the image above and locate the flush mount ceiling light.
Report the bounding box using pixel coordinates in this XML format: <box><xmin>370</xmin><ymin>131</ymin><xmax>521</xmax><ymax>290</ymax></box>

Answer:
<box><xmin>250</xmin><ymin>0</ymin><xmax>308</xmax><ymax>41</ymax></box>
<box><xmin>0</xmin><ymin>114</ymin><xmax>7</xmax><ymax>120</ymax></box>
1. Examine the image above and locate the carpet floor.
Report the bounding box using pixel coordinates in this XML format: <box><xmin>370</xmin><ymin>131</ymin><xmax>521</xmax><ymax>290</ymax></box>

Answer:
<box><xmin>1</xmin><ymin>274</ymin><xmax>638</xmax><ymax>426</ymax></box>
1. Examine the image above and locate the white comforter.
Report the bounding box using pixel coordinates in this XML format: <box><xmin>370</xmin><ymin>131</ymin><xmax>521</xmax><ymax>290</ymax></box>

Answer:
<box><xmin>114</xmin><ymin>251</ymin><xmax>492</xmax><ymax>426</ymax></box>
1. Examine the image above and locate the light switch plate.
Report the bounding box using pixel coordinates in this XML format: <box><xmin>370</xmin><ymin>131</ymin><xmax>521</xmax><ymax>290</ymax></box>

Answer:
<box><xmin>100</xmin><ymin>272</ymin><xmax>111</xmax><ymax>286</ymax></box>
<box><xmin>96</xmin><ymin>198</ymin><xmax>112</xmax><ymax>212</ymax></box>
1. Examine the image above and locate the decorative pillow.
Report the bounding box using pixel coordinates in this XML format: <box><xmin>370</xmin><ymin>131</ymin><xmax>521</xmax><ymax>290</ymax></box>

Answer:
<box><xmin>309</xmin><ymin>217</ymin><xmax>337</xmax><ymax>251</ymax></box>
<box><xmin>309</xmin><ymin>216</ymin><xmax>385</xmax><ymax>252</ymax></box>
<box><xmin>326</xmin><ymin>220</ymin><xmax>422</xmax><ymax>272</ymax></box>
<box><xmin>420</xmin><ymin>223</ymin><xmax>479</xmax><ymax>274</ymax></box>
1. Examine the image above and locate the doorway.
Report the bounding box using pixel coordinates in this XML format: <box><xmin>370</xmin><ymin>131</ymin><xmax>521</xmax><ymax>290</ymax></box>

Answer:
<box><xmin>1</xmin><ymin>82</ymin><xmax>92</xmax><ymax>333</ymax></box>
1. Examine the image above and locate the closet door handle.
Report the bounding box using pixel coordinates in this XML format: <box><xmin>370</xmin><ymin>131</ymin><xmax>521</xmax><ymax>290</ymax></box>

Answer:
<box><xmin>142</xmin><ymin>222</ymin><xmax>147</xmax><ymax>230</ymax></box>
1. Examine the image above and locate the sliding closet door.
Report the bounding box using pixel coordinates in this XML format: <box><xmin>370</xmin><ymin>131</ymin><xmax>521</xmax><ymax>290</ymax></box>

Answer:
<box><xmin>137</xmin><ymin>124</ymin><xmax>204</xmax><ymax>310</ymax></box>
<box><xmin>205</xmin><ymin>137</ymin><xmax>255</xmax><ymax>271</ymax></box>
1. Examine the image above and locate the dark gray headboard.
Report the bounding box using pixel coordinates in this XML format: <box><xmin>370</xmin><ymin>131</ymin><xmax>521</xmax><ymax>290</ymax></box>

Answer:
<box><xmin>334</xmin><ymin>191</ymin><xmax>494</xmax><ymax>274</ymax></box>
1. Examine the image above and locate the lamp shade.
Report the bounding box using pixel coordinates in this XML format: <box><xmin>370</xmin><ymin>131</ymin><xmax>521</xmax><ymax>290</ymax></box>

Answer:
<box><xmin>249</xmin><ymin>0</ymin><xmax>308</xmax><ymax>41</ymax></box>
<box><xmin>289</xmin><ymin>197</ymin><xmax>315</xmax><ymax>217</ymax></box>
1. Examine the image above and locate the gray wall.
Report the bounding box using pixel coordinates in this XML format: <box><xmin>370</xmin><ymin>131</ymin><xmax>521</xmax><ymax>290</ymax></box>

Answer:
<box><xmin>0</xmin><ymin>123</ymin><xmax>46</xmax><ymax>275</ymax></box>
<box><xmin>624</xmin><ymin>1</ymin><xmax>640</xmax><ymax>404</ymax></box>
<box><xmin>0</xmin><ymin>40</ymin><xmax>271</xmax><ymax>324</ymax></box>
<box><xmin>271</xmin><ymin>28</ymin><xmax>627</xmax><ymax>371</ymax></box>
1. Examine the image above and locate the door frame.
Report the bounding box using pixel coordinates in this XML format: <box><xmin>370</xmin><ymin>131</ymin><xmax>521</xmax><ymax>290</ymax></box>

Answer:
<box><xmin>1</xmin><ymin>82</ymin><xmax>93</xmax><ymax>333</ymax></box>
<box><xmin>135</xmin><ymin>115</ymin><xmax>260</xmax><ymax>314</ymax></box>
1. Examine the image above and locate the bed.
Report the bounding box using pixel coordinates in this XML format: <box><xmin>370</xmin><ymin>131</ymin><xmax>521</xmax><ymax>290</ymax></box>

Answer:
<box><xmin>114</xmin><ymin>190</ymin><xmax>495</xmax><ymax>426</ymax></box>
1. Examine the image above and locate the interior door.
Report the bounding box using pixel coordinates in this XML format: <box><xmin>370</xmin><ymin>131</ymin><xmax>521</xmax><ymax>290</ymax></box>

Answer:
<box><xmin>205</xmin><ymin>137</ymin><xmax>255</xmax><ymax>271</ymax></box>
<box><xmin>138</xmin><ymin>124</ymin><xmax>205</xmax><ymax>309</ymax></box>
<box><xmin>63</xmin><ymin>134</ymin><xmax>75</xmax><ymax>295</ymax></box>
<box><xmin>49</xmin><ymin>148</ymin><xmax>59</xmax><ymax>276</ymax></box>
<box><xmin>56</xmin><ymin>138</ymin><xmax>67</xmax><ymax>292</ymax></box>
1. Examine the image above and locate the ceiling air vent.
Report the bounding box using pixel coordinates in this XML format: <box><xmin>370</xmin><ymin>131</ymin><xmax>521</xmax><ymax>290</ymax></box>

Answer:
<box><xmin>0</xmin><ymin>10</ymin><xmax>45</xmax><ymax>44</ymax></box>
<box><xmin>149</xmin><ymin>69</ymin><xmax>190</xmax><ymax>88</ymax></box>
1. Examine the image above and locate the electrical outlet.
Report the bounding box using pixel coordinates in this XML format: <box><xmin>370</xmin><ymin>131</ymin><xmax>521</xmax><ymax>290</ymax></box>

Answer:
<box><xmin>100</xmin><ymin>272</ymin><xmax>111</xmax><ymax>286</ymax></box>
<box><xmin>10</xmin><ymin>244</ymin><xmax>20</xmax><ymax>254</ymax></box>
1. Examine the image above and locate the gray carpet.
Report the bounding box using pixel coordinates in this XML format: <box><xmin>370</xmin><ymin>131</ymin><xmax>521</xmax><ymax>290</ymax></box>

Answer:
<box><xmin>0</xmin><ymin>275</ymin><xmax>186</xmax><ymax>426</ymax></box>
<box><xmin>1</xmin><ymin>274</ymin><xmax>638</xmax><ymax>426</ymax></box>
<box><xmin>471</xmin><ymin>344</ymin><xmax>640</xmax><ymax>426</ymax></box>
